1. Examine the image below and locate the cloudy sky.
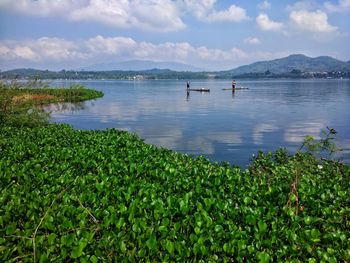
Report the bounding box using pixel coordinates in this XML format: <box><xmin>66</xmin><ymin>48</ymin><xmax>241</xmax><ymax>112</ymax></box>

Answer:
<box><xmin>0</xmin><ymin>0</ymin><xmax>349</xmax><ymax>71</ymax></box>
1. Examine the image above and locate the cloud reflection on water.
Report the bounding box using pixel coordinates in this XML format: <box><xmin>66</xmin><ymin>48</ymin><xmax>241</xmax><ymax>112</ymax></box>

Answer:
<box><xmin>48</xmin><ymin>79</ymin><xmax>350</xmax><ymax>166</ymax></box>
<box><xmin>284</xmin><ymin>121</ymin><xmax>325</xmax><ymax>143</ymax></box>
<box><xmin>253</xmin><ymin>123</ymin><xmax>279</xmax><ymax>145</ymax></box>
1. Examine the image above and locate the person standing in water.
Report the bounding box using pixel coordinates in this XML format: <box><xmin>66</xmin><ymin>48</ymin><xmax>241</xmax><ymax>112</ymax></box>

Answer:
<box><xmin>186</xmin><ymin>81</ymin><xmax>190</xmax><ymax>89</ymax></box>
<box><xmin>232</xmin><ymin>80</ymin><xmax>236</xmax><ymax>89</ymax></box>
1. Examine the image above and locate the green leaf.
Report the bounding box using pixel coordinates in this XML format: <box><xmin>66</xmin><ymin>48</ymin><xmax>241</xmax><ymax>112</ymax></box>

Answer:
<box><xmin>245</xmin><ymin>215</ymin><xmax>256</xmax><ymax>225</ymax></box>
<box><xmin>311</xmin><ymin>229</ymin><xmax>320</xmax><ymax>238</ymax></box>
<box><xmin>223</xmin><ymin>243</ymin><xmax>230</xmax><ymax>253</ymax></box>
<box><xmin>61</xmin><ymin>234</ymin><xmax>74</xmax><ymax>246</ymax></box>
<box><xmin>39</xmin><ymin>253</ymin><xmax>48</xmax><ymax>263</ymax></box>
<box><xmin>258</xmin><ymin>251</ymin><xmax>271</xmax><ymax>263</ymax></box>
<box><xmin>214</xmin><ymin>225</ymin><xmax>223</xmax><ymax>233</ymax></box>
<box><xmin>120</xmin><ymin>241</ymin><xmax>127</xmax><ymax>253</ymax></box>
<box><xmin>48</xmin><ymin>233</ymin><xmax>57</xmax><ymax>245</ymax></box>
<box><xmin>5</xmin><ymin>222</ymin><xmax>16</xmax><ymax>236</ymax></box>
<box><xmin>158</xmin><ymin>225</ymin><xmax>167</xmax><ymax>234</ymax></box>
<box><xmin>78</xmin><ymin>240</ymin><xmax>88</xmax><ymax>252</ymax></box>
<box><xmin>116</xmin><ymin>217</ymin><xmax>124</xmax><ymax>229</ymax></box>
<box><xmin>304</xmin><ymin>216</ymin><xmax>312</xmax><ymax>225</ymax></box>
<box><xmin>71</xmin><ymin>246</ymin><xmax>82</xmax><ymax>259</ymax></box>
<box><xmin>179</xmin><ymin>200</ymin><xmax>189</xmax><ymax>214</ymax></box>
<box><xmin>146</xmin><ymin>234</ymin><xmax>157</xmax><ymax>251</ymax></box>
<box><xmin>90</xmin><ymin>255</ymin><xmax>98</xmax><ymax>263</ymax></box>
<box><xmin>165</xmin><ymin>240</ymin><xmax>174</xmax><ymax>254</ymax></box>
<box><xmin>258</xmin><ymin>221</ymin><xmax>267</xmax><ymax>233</ymax></box>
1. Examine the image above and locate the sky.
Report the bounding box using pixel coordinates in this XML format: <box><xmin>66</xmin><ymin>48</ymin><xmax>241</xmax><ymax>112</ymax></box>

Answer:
<box><xmin>0</xmin><ymin>0</ymin><xmax>349</xmax><ymax>71</ymax></box>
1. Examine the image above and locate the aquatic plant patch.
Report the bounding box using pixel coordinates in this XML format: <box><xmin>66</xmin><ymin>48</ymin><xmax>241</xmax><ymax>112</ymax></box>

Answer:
<box><xmin>0</xmin><ymin>84</ymin><xmax>104</xmax><ymax>127</ymax></box>
<box><xmin>1</xmin><ymin>84</ymin><xmax>104</xmax><ymax>106</ymax></box>
<box><xmin>0</xmin><ymin>125</ymin><xmax>349</xmax><ymax>261</ymax></box>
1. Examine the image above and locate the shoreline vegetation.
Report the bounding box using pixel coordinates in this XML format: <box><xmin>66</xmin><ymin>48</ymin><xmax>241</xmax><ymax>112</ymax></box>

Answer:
<box><xmin>0</xmin><ymin>81</ymin><xmax>103</xmax><ymax>127</ymax></box>
<box><xmin>1</xmin><ymin>84</ymin><xmax>349</xmax><ymax>261</ymax></box>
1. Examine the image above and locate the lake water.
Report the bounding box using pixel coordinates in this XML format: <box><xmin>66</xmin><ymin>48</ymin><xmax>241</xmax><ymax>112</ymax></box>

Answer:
<box><xmin>49</xmin><ymin>79</ymin><xmax>350</xmax><ymax>167</ymax></box>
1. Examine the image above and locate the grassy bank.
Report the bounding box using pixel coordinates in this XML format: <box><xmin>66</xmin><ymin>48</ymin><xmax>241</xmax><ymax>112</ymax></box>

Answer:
<box><xmin>0</xmin><ymin>83</ymin><xmax>104</xmax><ymax>127</ymax></box>
<box><xmin>1</xmin><ymin>124</ymin><xmax>349</xmax><ymax>262</ymax></box>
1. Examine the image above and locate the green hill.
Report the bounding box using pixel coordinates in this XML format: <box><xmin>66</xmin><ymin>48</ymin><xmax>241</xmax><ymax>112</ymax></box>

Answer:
<box><xmin>227</xmin><ymin>54</ymin><xmax>350</xmax><ymax>76</ymax></box>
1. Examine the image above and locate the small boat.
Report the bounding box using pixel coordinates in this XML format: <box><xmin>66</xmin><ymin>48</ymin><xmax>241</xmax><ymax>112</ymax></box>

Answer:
<box><xmin>222</xmin><ymin>87</ymin><xmax>249</xmax><ymax>90</ymax></box>
<box><xmin>188</xmin><ymin>88</ymin><xmax>210</xmax><ymax>92</ymax></box>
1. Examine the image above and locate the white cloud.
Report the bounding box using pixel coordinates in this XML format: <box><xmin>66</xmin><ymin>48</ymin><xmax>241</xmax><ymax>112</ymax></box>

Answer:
<box><xmin>0</xmin><ymin>0</ymin><xmax>85</xmax><ymax>16</ymax></box>
<box><xmin>286</xmin><ymin>1</ymin><xmax>317</xmax><ymax>12</ymax></box>
<box><xmin>0</xmin><ymin>36</ymin><xmax>291</xmax><ymax>70</ymax></box>
<box><xmin>85</xmin><ymin>35</ymin><xmax>249</xmax><ymax>64</ymax></box>
<box><xmin>206</xmin><ymin>5</ymin><xmax>249</xmax><ymax>22</ymax></box>
<box><xmin>69</xmin><ymin>0</ymin><xmax>185</xmax><ymax>32</ymax></box>
<box><xmin>244</xmin><ymin>37</ymin><xmax>261</xmax><ymax>45</ymax></box>
<box><xmin>0</xmin><ymin>0</ymin><xmax>185</xmax><ymax>32</ymax></box>
<box><xmin>36</xmin><ymin>37</ymin><xmax>87</xmax><ymax>60</ymax></box>
<box><xmin>324</xmin><ymin>0</ymin><xmax>350</xmax><ymax>13</ymax></box>
<box><xmin>0</xmin><ymin>0</ymin><xmax>249</xmax><ymax>32</ymax></box>
<box><xmin>177</xmin><ymin>0</ymin><xmax>215</xmax><ymax>20</ymax></box>
<box><xmin>256</xmin><ymin>13</ymin><xmax>284</xmax><ymax>31</ymax></box>
<box><xmin>258</xmin><ymin>1</ymin><xmax>271</xmax><ymax>10</ymax></box>
<box><xmin>132</xmin><ymin>41</ymin><xmax>195</xmax><ymax>61</ymax></box>
<box><xmin>290</xmin><ymin>10</ymin><xmax>337</xmax><ymax>33</ymax></box>
<box><xmin>0</xmin><ymin>37</ymin><xmax>86</xmax><ymax>63</ymax></box>
<box><xmin>86</xmin><ymin>35</ymin><xmax>137</xmax><ymax>55</ymax></box>
<box><xmin>13</xmin><ymin>46</ymin><xmax>37</xmax><ymax>60</ymax></box>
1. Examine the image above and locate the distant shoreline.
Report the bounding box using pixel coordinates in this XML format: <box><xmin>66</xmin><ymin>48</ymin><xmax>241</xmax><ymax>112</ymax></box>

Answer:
<box><xmin>1</xmin><ymin>68</ymin><xmax>349</xmax><ymax>81</ymax></box>
<box><xmin>2</xmin><ymin>54</ymin><xmax>350</xmax><ymax>80</ymax></box>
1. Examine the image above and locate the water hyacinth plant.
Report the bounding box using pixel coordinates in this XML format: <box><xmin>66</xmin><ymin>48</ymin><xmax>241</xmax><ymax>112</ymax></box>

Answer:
<box><xmin>1</xmin><ymin>125</ymin><xmax>349</xmax><ymax>262</ymax></box>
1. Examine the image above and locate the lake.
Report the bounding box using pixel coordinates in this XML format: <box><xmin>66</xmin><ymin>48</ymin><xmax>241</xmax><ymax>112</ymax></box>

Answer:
<box><xmin>49</xmin><ymin>79</ymin><xmax>350</xmax><ymax>167</ymax></box>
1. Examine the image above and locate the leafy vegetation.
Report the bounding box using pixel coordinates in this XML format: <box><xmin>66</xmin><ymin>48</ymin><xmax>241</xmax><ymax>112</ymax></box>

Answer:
<box><xmin>1</xmin><ymin>124</ymin><xmax>349</xmax><ymax>262</ymax></box>
<box><xmin>0</xmin><ymin>81</ymin><xmax>103</xmax><ymax>127</ymax></box>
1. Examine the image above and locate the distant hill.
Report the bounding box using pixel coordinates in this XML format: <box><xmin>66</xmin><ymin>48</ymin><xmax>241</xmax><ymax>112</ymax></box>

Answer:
<box><xmin>1</xmin><ymin>68</ymin><xmax>50</xmax><ymax>76</ymax></box>
<box><xmin>226</xmin><ymin>54</ymin><xmax>350</xmax><ymax>76</ymax></box>
<box><xmin>1</xmin><ymin>54</ymin><xmax>349</xmax><ymax>80</ymax></box>
<box><xmin>82</xmin><ymin>60</ymin><xmax>203</xmax><ymax>72</ymax></box>
<box><xmin>0</xmin><ymin>68</ymin><xmax>209</xmax><ymax>80</ymax></box>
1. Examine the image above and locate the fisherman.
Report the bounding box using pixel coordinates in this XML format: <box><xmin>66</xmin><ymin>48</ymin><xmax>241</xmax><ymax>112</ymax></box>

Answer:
<box><xmin>232</xmin><ymin>80</ymin><xmax>236</xmax><ymax>89</ymax></box>
<box><xmin>186</xmin><ymin>81</ymin><xmax>190</xmax><ymax>89</ymax></box>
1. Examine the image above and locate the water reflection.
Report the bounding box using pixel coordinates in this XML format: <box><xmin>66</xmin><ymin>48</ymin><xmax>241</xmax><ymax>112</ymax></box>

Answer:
<box><xmin>253</xmin><ymin>123</ymin><xmax>279</xmax><ymax>145</ymax></box>
<box><xmin>43</xmin><ymin>101</ymin><xmax>86</xmax><ymax>113</ymax></box>
<box><xmin>49</xmin><ymin>79</ymin><xmax>350</xmax><ymax>167</ymax></box>
<box><xmin>284</xmin><ymin>121</ymin><xmax>325</xmax><ymax>143</ymax></box>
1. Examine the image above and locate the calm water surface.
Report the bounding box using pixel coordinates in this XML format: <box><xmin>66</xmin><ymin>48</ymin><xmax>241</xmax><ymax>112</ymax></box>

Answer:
<box><xmin>49</xmin><ymin>79</ymin><xmax>350</xmax><ymax>167</ymax></box>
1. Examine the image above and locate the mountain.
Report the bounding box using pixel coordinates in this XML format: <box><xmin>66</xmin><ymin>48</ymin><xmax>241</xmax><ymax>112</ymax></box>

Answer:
<box><xmin>227</xmin><ymin>54</ymin><xmax>350</xmax><ymax>76</ymax></box>
<box><xmin>2</xmin><ymin>55</ymin><xmax>349</xmax><ymax>80</ymax></box>
<box><xmin>82</xmin><ymin>60</ymin><xmax>203</xmax><ymax>72</ymax></box>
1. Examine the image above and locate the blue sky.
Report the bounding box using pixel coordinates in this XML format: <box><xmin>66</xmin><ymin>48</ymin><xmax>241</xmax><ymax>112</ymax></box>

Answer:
<box><xmin>0</xmin><ymin>0</ymin><xmax>349</xmax><ymax>70</ymax></box>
